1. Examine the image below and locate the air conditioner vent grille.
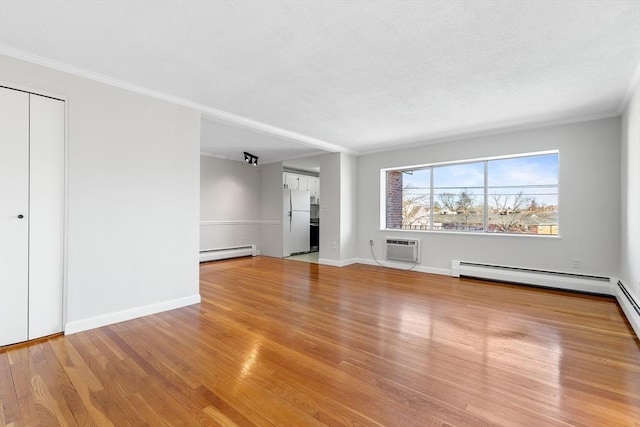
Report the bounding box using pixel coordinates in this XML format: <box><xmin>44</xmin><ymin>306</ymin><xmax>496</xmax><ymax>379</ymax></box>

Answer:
<box><xmin>386</xmin><ymin>239</ymin><xmax>415</xmax><ymax>246</ymax></box>
<box><xmin>385</xmin><ymin>238</ymin><xmax>420</xmax><ymax>263</ymax></box>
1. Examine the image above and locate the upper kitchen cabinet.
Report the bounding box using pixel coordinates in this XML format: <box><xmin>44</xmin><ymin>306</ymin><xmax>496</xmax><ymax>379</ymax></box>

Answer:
<box><xmin>284</xmin><ymin>172</ymin><xmax>307</xmax><ymax>191</ymax></box>
<box><xmin>308</xmin><ymin>177</ymin><xmax>320</xmax><ymax>200</ymax></box>
<box><xmin>283</xmin><ymin>172</ymin><xmax>301</xmax><ymax>190</ymax></box>
<box><xmin>283</xmin><ymin>172</ymin><xmax>320</xmax><ymax>200</ymax></box>
<box><xmin>297</xmin><ymin>174</ymin><xmax>308</xmax><ymax>192</ymax></box>
<box><xmin>283</xmin><ymin>172</ymin><xmax>293</xmax><ymax>189</ymax></box>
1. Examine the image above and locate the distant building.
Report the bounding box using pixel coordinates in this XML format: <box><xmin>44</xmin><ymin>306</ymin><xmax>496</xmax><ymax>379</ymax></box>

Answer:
<box><xmin>537</xmin><ymin>223</ymin><xmax>558</xmax><ymax>235</ymax></box>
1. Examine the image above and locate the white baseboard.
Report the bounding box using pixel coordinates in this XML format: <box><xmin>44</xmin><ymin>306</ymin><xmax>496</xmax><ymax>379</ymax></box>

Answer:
<box><xmin>355</xmin><ymin>258</ymin><xmax>451</xmax><ymax>276</ymax></box>
<box><xmin>318</xmin><ymin>257</ymin><xmax>358</xmax><ymax>267</ymax></box>
<box><xmin>64</xmin><ymin>294</ymin><xmax>201</xmax><ymax>335</ymax></box>
<box><xmin>613</xmin><ymin>278</ymin><xmax>640</xmax><ymax>339</ymax></box>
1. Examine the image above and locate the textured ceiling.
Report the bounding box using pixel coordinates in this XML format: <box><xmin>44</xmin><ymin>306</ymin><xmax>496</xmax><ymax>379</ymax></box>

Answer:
<box><xmin>1</xmin><ymin>0</ymin><xmax>639</xmax><ymax>162</ymax></box>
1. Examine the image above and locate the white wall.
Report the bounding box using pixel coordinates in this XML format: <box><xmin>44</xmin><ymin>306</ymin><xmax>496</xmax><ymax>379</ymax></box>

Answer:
<box><xmin>318</xmin><ymin>152</ymin><xmax>358</xmax><ymax>266</ymax></box>
<box><xmin>259</xmin><ymin>161</ymin><xmax>284</xmax><ymax>257</ymax></box>
<box><xmin>357</xmin><ymin>117</ymin><xmax>621</xmax><ymax>278</ymax></box>
<box><xmin>340</xmin><ymin>153</ymin><xmax>358</xmax><ymax>261</ymax></box>
<box><xmin>200</xmin><ymin>155</ymin><xmax>262</xmax><ymax>251</ymax></box>
<box><xmin>1</xmin><ymin>54</ymin><xmax>201</xmax><ymax>333</ymax></box>
<box><xmin>319</xmin><ymin>153</ymin><xmax>341</xmax><ymax>263</ymax></box>
<box><xmin>621</xmin><ymin>82</ymin><xmax>640</xmax><ymax>301</ymax></box>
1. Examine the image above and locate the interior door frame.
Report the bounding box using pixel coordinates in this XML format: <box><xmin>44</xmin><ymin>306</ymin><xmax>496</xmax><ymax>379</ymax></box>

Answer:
<box><xmin>1</xmin><ymin>81</ymin><xmax>69</xmax><ymax>335</ymax></box>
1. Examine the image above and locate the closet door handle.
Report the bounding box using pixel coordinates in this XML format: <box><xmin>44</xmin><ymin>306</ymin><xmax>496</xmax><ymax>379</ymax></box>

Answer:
<box><xmin>17</xmin><ymin>214</ymin><xmax>24</xmax><ymax>219</ymax></box>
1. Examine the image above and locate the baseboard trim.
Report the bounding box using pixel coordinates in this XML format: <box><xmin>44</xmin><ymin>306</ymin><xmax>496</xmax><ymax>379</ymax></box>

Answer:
<box><xmin>64</xmin><ymin>294</ymin><xmax>201</xmax><ymax>335</ymax></box>
<box><xmin>614</xmin><ymin>278</ymin><xmax>640</xmax><ymax>338</ymax></box>
<box><xmin>318</xmin><ymin>258</ymin><xmax>358</xmax><ymax>267</ymax></box>
<box><xmin>355</xmin><ymin>258</ymin><xmax>451</xmax><ymax>276</ymax></box>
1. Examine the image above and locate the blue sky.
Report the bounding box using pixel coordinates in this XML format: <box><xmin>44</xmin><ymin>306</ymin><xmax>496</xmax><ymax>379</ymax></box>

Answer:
<box><xmin>402</xmin><ymin>153</ymin><xmax>558</xmax><ymax>206</ymax></box>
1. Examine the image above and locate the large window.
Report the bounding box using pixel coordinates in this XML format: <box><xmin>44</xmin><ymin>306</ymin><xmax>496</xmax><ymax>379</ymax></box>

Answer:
<box><xmin>384</xmin><ymin>152</ymin><xmax>558</xmax><ymax>235</ymax></box>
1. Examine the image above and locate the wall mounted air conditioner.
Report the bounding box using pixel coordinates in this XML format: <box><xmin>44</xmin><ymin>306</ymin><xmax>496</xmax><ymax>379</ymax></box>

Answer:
<box><xmin>385</xmin><ymin>238</ymin><xmax>420</xmax><ymax>262</ymax></box>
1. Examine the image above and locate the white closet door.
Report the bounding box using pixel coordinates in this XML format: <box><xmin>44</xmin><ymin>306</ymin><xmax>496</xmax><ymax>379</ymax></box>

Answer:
<box><xmin>0</xmin><ymin>88</ymin><xmax>30</xmax><ymax>346</ymax></box>
<box><xmin>28</xmin><ymin>94</ymin><xmax>65</xmax><ymax>339</ymax></box>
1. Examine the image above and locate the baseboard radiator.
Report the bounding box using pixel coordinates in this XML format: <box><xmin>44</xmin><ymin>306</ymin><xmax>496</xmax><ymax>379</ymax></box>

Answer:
<box><xmin>200</xmin><ymin>245</ymin><xmax>256</xmax><ymax>263</ymax></box>
<box><xmin>451</xmin><ymin>260</ymin><xmax>612</xmax><ymax>295</ymax></box>
<box><xmin>616</xmin><ymin>280</ymin><xmax>640</xmax><ymax>338</ymax></box>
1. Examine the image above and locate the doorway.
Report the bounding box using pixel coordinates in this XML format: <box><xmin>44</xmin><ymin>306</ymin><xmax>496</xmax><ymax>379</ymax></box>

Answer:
<box><xmin>282</xmin><ymin>158</ymin><xmax>320</xmax><ymax>264</ymax></box>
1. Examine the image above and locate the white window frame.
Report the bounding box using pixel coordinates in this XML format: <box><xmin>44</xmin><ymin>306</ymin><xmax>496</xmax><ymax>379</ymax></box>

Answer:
<box><xmin>381</xmin><ymin>150</ymin><xmax>559</xmax><ymax>236</ymax></box>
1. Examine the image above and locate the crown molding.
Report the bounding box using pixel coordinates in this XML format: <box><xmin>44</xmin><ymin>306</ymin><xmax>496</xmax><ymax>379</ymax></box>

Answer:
<box><xmin>2</xmin><ymin>44</ymin><xmax>634</xmax><ymax>158</ymax></box>
<box><xmin>199</xmin><ymin>152</ymin><xmax>240</xmax><ymax>161</ymax></box>
<box><xmin>360</xmin><ymin>111</ymin><xmax>620</xmax><ymax>156</ymax></box>
<box><xmin>0</xmin><ymin>45</ymin><xmax>352</xmax><ymax>155</ymax></box>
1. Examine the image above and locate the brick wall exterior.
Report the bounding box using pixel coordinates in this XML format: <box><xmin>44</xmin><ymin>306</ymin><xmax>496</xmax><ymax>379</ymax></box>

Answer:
<box><xmin>386</xmin><ymin>171</ymin><xmax>403</xmax><ymax>229</ymax></box>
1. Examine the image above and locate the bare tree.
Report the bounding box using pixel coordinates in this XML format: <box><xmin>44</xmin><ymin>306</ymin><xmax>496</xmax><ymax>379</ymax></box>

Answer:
<box><xmin>402</xmin><ymin>184</ymin><xmax>429</xmax><ymax>228</ymax></box>
<box><xmin>490</xmin><ymin>191</ymin><xmax>535</xmax><ymax>232</ymax></box>
<box><xmin>438</xmin><ymin>192</ymin><xmax>457</xmax><ymax>213</ymax></box>
<box><xmin>456</xmin><ymin>190</ymin><xmax>476</xmax><ymax>225</ymax></box>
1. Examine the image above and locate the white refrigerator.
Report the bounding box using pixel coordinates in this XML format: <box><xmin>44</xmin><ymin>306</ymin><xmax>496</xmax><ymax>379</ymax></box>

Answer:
<box><xmin>283</xmin><ymin>189</ymin><xmax>310</xmax><ymax>256</ymax></box>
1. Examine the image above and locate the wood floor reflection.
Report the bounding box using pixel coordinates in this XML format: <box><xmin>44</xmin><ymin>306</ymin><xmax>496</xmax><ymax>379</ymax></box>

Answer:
<box><xmin>1</xmin><ymin>257</ymin><xmax>639</xmax><ymax>426</ymax></box>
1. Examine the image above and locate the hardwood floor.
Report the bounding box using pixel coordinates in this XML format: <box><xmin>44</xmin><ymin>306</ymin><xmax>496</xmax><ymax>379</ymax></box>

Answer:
<box><xmin>1</xmin><ymin>257</ymin><xmax>639</xmax><ymax>426</ymax></box>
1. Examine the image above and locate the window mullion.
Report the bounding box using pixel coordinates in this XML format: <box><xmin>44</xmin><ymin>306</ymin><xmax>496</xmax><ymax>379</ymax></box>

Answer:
<box><xmin>429</xmin><ymin>167</ymin><xmax>434</xmax><ymax>231</ymax></box>
<box><xmin>484</xmin><ymin>160</ymin><xmax>488</xmax><ymax>232</ymax></box>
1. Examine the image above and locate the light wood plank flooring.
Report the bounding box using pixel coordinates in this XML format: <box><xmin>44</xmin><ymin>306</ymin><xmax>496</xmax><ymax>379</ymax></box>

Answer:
<box><xmin>1</xmin><ymin>257</ymin><xmax>639</xmax><ymax>426</ymax></box>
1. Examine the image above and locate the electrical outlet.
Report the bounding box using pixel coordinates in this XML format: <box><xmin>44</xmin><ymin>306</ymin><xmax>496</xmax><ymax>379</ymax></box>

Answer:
<box><xmin>240</xmin><ymin>236</ymin><xmax>245</xmax><ymax>243</ymax></box>
<box><xmin>571</xmin><ymin>258</ymin><xmax>580</xmax><ymax>269</ymax></box>
<box><xmin>369</xmin><ymin>239</ymin><xmax>374</xmax><ymax>246</ymax></box>
<box><xmin>331</xmin><ymin>241</ymin><xmax>337</xmax><ymax>249</ymax></box>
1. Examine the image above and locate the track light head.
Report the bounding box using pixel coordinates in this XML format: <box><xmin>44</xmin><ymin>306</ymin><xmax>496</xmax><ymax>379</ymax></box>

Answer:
<box><xmin>243</xmin><ymin>152</ymin><xmax>258</xmax><ymax>166</ymax></box>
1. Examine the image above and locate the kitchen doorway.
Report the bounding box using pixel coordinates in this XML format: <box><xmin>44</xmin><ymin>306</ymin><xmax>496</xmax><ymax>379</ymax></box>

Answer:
<box><xmin>282</xmin><ymin>157</ymin><xmax>321</xmax><ymax>264</ymax></box>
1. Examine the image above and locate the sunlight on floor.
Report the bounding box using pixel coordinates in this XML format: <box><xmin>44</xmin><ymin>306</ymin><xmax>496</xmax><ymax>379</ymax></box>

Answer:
<box><xmin>286</xmin><ymin>252</ymin><xmax>319</xmax><ymax>263</ymax></box>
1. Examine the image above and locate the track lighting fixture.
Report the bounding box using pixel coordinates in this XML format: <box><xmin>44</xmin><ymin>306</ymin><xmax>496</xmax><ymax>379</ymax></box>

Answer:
<box><xmin>243</xmin><ymin>152</ymin><xmax>258</xmax><ymax>166</ymax></box>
